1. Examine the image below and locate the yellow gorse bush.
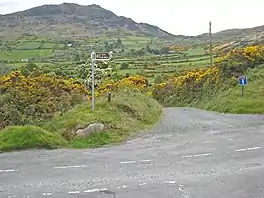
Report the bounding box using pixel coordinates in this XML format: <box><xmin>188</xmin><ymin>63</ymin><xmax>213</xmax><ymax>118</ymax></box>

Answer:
<box><xmin>215</xmin><ymin>45</ymin><xmax>264</xmax><ymax>64</ymax></box>
<box><xmin>151</xmin><ymin>66</ymin><xmax>221</xmax><ymax>103</ymax></box>
<box><xmin>154</xmin><ymin>66</ymin><xmax>220</xmax><ymax>88</ymax></box>
<box><xmin>95</xmin><ymin>75</ymin><xmax>148</xmax><ymax>98</ymax></box>
<box><xmin>0</xmin><ymin>70</ymin><xmax>89</xmax><ymax>128</ymax></box>
<box><xmin>0</xmin><ymin>70</ymin><xmax>89</xmax><ymax>94</ymax></box>
<box><xmin>169</xmin><ymin>45</ymin><xmax>189</xmax><ymax>52</ymax></box>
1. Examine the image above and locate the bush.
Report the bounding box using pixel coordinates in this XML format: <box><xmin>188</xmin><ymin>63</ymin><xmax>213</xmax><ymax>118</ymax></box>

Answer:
<box><xmin>152</xmin><ymin>45</ymin><xmax>264</xmax><ymax>111</ymax></box>
<box><xmin>0</xmin><ymin>70</ymin><xmax>88</xmax><ymax>129</ymax></box>
<box><xmin>120</xmin><ymin>62</ymin><xmax>129</xmax><ymax>70</ymax></box>
<box><xmin>152</xmin><ymin>67</ymin><xmax>221</xmax><ymax>105</ymax></box>
<box><xmin>0</xmin><ymin>125</ymin><xmax>67</xmax><ymax>152</ymax></box>
<box><xmin>43</xmin><ymin>89</ymin><xmax>162</xmax><ymax>147</ymax></box>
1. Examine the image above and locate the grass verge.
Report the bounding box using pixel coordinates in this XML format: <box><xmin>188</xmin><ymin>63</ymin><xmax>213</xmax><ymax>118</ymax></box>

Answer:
<box><xmin>43</xmin><ymin>89</ymin><xmax>162</xmax><ymax>148</ymax></box>
<box><xmin>1</xmin><ymin>89</ymin><xmax>162</xmax><ymax>152</ymax></box>
<box><xmin>204</xmin><ymin>65</ymin><xmax>264</xmax><ymax>113</ymax></box>
<box><xmin>0</xmin><ymin>125</ymin><xmax>67</xmax><ymax>152</ymax></box>
<box><xmin>0</xmin><ymin>90</ymin><xmax>162</xmax><ymax>152</ymax></box>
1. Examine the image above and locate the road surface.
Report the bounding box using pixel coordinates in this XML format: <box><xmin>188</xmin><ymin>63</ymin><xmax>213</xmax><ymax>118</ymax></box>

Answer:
<box><xmin>1</xmin><ymin>107</ymin><xmax>264</xmax><ymax>198</ymax></box>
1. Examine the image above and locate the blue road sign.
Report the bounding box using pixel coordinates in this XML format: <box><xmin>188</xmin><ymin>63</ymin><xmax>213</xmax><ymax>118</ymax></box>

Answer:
<box><xmin>238</xmin><ymin>76</ymin><xmax>248</xmax><ymax>86</ymax></box>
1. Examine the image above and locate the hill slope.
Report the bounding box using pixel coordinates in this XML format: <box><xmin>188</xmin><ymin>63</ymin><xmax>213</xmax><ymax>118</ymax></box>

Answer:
<box><xmin>198</xmin><ymin>25</ymin><xmax>264</xmax><ymax>41</ymax></box>
<box><xmin>0</xmin><ymin>3</ymin><xmax>175</xmax><ymax>39</ymax></box>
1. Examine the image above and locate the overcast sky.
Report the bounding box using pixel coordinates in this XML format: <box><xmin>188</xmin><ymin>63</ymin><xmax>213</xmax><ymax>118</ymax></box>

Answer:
<box><xmin>0</xmin><ymin>0</ymin><xmax>263</xmax><ymax>36</ymax></box>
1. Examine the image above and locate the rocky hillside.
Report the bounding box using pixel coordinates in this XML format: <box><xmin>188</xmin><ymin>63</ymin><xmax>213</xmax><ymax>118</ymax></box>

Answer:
<box><xmin>0</xmin><ymin>3</ymin><xmax>175</xmax><ymax>39</ymax></box>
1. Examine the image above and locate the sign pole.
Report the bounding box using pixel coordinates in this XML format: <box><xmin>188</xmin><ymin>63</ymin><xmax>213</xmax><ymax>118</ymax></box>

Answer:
<box><xmin>238</xmin><ymin>76</ymin><xmax>247</xmax><ymax>97</ymax></box>
<box><xmin>91</xmin><ymin>51</ymin><xmax>95</xmax><ymax>111</ymax></box>
<box><xmin>89</xmin><ymin>51</ymin><xmax>113</xmax><ymax>112</ymax></box>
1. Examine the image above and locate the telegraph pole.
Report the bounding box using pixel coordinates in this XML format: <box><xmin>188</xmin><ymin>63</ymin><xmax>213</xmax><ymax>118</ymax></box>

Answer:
<box><xmin>90</xmin><ymin>51</ymin><xmax>95</xmax><ymax>112</ymax></box>
<box><xmin>209</xmin><ymin>21</ymin><xmax>213</xmax><ymax>67</ymax></box>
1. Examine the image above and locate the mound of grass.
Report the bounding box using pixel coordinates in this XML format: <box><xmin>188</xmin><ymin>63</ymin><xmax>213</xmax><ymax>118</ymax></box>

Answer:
<box><xmin>204</xmin><ymin>65</ymin><xmax>264</xmax><ymax>114</ymax></box>
<box><xmin>0</xmin><ymin>125</ymin><xmax>67</xmax><ymax>152</ymax></box>
<box><xmin>43</xmin><ymin>89</ymin><xmax>162</xmax><ymax>148</ymax></box>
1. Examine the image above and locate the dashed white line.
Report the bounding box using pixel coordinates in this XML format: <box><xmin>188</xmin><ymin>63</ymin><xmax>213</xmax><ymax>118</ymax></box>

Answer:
<box><xmin>99</xmin><ymin>188</ymin><xmax>109</xmax><ymax>192</ymax></box>
<box><xmin>120</xmin><ymin>161</ymin><xmax>136</xmax><ymax>164</ymax></box>
<box><xmin>140</xmin><ymin>159</ymin><xmax>153</xmax><ymax>163</ymax></box>
<box><xmin>182</xmin><ymin>153</ymin><xmax>211</xmax><ymax>158</ymax></box>
<box><xmin>68</xmin><ymin>191</ymin><xmax>80</xmax><ymax>194</ymax></box>
<box><xmin>236</xmin><ymin>146</ymin><xmax>261</xmax><ymax>152</ymax></box>
<box><xmin>0</xmin><ymin>169</ymin><xmax>18</xmax><ymax>173</ymax></box>
<box><xmin>179</xmin><ymin>187</ymin><xmax>184</xmax><ymax>192</ymax></box>
<box><xmin>138</xmin><ymin>183</ymin><xmax>147</xmax><ymax>186</ymax></box>
<box><xmin>247</xmin><ymin>147</ymin><xmax>261</xmax><ymax>150</ymax></box>
<box><xmin>42</xmin><ymin>193</ymin><xmax>52</xmax><ymax>196</ymax></box>
<box><xmin>164</xmin><ymin>180</ymin><xmax>177</xmax><ymax>184</ymax></box>
<box><xmin>84</xmin><ymin>189</ymin><xmax>100</xmax><ymax>193</ymax></box>
<box><xmin>53</xmin><ymin>165</ymin><xmax>88</xmax><ymax>169</ymax></box>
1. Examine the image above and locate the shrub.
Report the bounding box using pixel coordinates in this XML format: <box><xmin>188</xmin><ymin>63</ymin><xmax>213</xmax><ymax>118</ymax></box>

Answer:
<box><xmin>120</xmin><ymin>62</ymin><xmax>129</xmax><ymax>70</ymax></box>
<box><xmin>0</xmin><ymin>125</ymin><xmax>67</xmax><ymax>152</ymax></box>
<box><xmin>0</xmin><ymin>70</ymin><xmax>88</xmax><ymax>129</ymax></box>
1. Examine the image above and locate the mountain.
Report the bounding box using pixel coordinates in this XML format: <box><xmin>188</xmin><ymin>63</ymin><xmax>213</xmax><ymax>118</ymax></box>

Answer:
<box><xmin>197</xmin><ymin>25</ymin><xmax>264</xmax><ymax>41</ymax></box>
<box><xmin>0</xmin><ymin>3</ymin><xmax>175</xmax><ymax>39</ymax></box>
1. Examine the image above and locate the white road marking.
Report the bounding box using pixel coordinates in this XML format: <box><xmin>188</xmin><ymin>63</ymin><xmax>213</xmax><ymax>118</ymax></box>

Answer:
<box><xmin>164</xmin><ymin>180</ymin><xmax>177</xmax><ymax>184</ymax></box>
<box><xmin>53</xmin><ymin>165</ymin><xmax>87</xmax><ymax>169</ymax></box>
<box><xmin>99</xmin><ymin>188</ymin><xmax>109</xmax><ymax>192</ymax></box>
<box><xmin>0</xmin><ymin>169</ymin><xmax>18</xmax><ymax>173</ymax></box>
<box><xmin>247</xmin><ymin>147</ymin><xmax>261</xmax><ymax>150</ymax></box>
<box><xmin>68</xmin><ymin>191</ymin><xmax>80</xmax><ymax>194</ymax></box>
<box><xmin>84</xmin><ymin>189</ymin><xmax>100</xmax><ymax>193</ymax></box>
<box><xmin>236</xmin><ymin>146</ymin><xmax>261</xmax><ymax>152</ymax></box>
<box><xmin>140</xmin><ymin>159</ymin><xmax>153</xmax><ymax>163</ymax></box>
<box><xmin>179</xmin><ymin>187</ymin><xmax>184</xmax><ymax>192</ymax></box>
<box><xmin>120</xmin><ymin>161</ymin><xmax>136</xmax><ymax>164</ymax></box>
<box><xmin>240</xmin><ymin>166</ymin><xmax>262</xmax><ymax>171</ymax></box>
<box><xmin>42</xmin><ymin>193</ymin><xmax>52</xmax><ymax>196</ymax></box>
<box><xmin>235</xmin><ymin>148</ymin><xmax>247</xmax><ymax>152</ymax></box>
<box><xmin>182</xmin><ymin>153</ymin><xmax>211</xmax><ymax>158</ymax></box>
<box><xmin>138</xmin><ymin>183</ymin><xmax>147</xmax><ymax>186</ymax></box>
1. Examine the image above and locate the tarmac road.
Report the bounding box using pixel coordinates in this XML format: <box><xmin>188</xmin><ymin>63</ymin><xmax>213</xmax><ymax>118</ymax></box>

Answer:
<box><xmin>1</xmin><ymin>107</ymin><xmax>264</xmax><ymax>198</ymax></box>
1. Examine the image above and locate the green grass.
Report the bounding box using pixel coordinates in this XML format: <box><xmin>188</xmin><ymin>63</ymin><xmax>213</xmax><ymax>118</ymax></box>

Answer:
<box><xmin>41</xmin><ymin>89</ymin><xmax>162</xmax><ymax>148</ymax></box>
<box><xmin>204</xmin><ymin>65</ymin><xmax>264</xmax><ymax>114</ymax></box>
<box><xmin>118</xmin><ymin>69</ymin><xmax>139</xmax><ymax>75</ymax></box>
<box><xmin>0</xmin><ymin>125</ymin><xmax>67</xmax><ymax>152</ymax></box>
<box><xmin>0</xmin><ymin>90</ymin><xmax>162</xmax><ymax>152</ymax></box>
<box><xmin>185</xmin><ymin>46</ymin><xmax>205</xmax><ymax>56</ymax></box>
<box><xmin>16</xmin><ymin>41</ymin><xmax>41</xmax><ymax>49</ymax></box>
<box><xmin>122</xmin><ymin>36</ymin><xmax>150</xmax><ymax>49</ymax></box>
<box><xmin>0</xmin><ymin>49</ymin><xmax>52</xmax><ymax>61</ymax></box>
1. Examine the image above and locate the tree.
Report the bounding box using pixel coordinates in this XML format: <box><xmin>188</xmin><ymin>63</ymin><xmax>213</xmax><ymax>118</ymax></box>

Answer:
<box><xmin>120</xmin><ymin>62</ymin><xmax>129</xmax><ymax>70</ymax></box>
<box><xmin>117</xmin><ymin>39</ymin><xmax>122</xmax><ymax>45</ymax></box>
<box><xmin>154</xmin><ymin>75</ymin><xmax>163</xmax><ymax>84</ymax></box>
<box><xmin>74</xmin><ymin>53</ymin><xmax>80</xmax><ymax>61</ymax></box>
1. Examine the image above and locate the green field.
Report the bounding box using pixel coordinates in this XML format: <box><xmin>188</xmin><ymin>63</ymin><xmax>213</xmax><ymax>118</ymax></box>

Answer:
<box><xmin>115</xmin><ymin>47</ymin><xmax>216</xmax><ymax>80</ymax></box>
<box><xmin>0</xmin><ymin>50</ymin><xmax>52</xmax><ymax>61</ymax></box>
<box><xmin>0</xmin><ymin>36</ymin><xmax>214</xmax><ymax>80</ymax></box>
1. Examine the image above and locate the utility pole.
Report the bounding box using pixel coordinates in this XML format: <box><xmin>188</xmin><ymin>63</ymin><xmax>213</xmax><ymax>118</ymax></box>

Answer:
<box><xmin>90</xmin><ymin>51</ymin><xmax>95</xmax><ymax>112</ymax></box>
<box><xmin>209</xmin><ymin>21</ymin><xmax>213</xmax><ymax>67</ymax></box>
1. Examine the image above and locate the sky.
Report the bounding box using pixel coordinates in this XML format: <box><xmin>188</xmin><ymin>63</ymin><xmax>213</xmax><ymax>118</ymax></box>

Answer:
<box><xmin>0</xmin><ymin>0</ymin><xmax>263</xmax><ymax>36</ymax></box>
